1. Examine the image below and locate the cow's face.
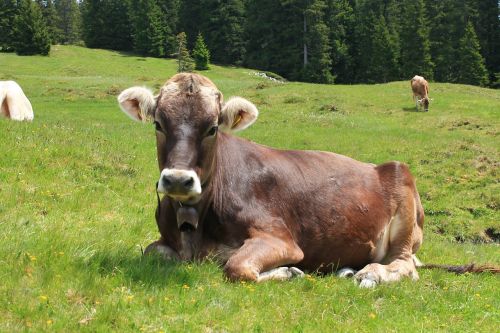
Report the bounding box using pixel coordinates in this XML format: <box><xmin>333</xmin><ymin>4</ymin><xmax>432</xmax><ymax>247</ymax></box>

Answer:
<box><xmin>422</xmin><ymin>97</ymin><xmax>429</xmax><ymax>111</ymax></box>
<box><xmin>118</xmin><ymin>73</ymin><xmax>258</xmax><ymax>204</ymax></box>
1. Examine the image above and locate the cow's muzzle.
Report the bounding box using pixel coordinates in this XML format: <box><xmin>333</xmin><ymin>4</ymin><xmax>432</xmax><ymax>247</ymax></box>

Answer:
<box><xmin>157</xmin><ymin>168</ymin><xmax>202</xmax><ymax>203</ymax></box>
<box><xmin>177</xmin><ymin>206</ymin><xmax>199</xmax><ymax>232</ymax></box>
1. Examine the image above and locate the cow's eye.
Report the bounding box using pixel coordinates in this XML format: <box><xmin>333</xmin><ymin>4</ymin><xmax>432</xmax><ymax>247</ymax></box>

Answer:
<box><xmin>207</xmin><ymin>126</ymin><xmax>218</xmax><ymax>136</ymax></box>
<box><xmin>154</xmin><ymin>121</ymin><xmax>163</xmax><ymax>132</ymax></box>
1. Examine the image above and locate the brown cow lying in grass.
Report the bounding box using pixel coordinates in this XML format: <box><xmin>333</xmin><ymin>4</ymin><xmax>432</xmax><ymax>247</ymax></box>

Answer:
<box><xmin>118</xmin><ymin>73</ymin><xmax>497</xmax><ymax>287</ymax></box>
<box><xmin>0</xmin><ymin>81</ymin><xmax>34</xmax><ymax>121</ymax></box>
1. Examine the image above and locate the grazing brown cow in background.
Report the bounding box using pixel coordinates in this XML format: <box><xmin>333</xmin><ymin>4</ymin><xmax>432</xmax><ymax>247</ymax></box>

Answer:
<box><xmin>0</xmin><ymin>81</ymin><xmax>34</xmax><ymax>121</ymax></box>
<box><xmin>411</xmin><ymin>75</ymin><xmax>430</xmax><ymax>112</ymax></box>
<box><xmin>118</xmin><ymin>73</ymin><xmax>497</xmax><ymax>287</ymax></box>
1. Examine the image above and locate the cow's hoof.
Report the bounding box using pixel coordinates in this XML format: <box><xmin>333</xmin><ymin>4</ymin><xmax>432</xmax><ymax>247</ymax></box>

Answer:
<box><xmin>289</xmin><ymin>267</ymin><xmax>305</xmax><ymax>278</ymax></box>
<box><xmin>358</xmin><ymin>278</ymin><xmax>377</xmax><ymax>288</ymax></box>
<box><xmin>337</xmin><ymin>267</ymin><xmax>356</xmax><ymax>278</ymax></box>
<box><xmin>257</xmin><ymin>266</ymin><xmax>304</xmax><ymax>282</ymax></box>
<box><xmin>354</xmin><ymin>271</ymin><xmax>379</xmax><ymax>288</ymax></box>
<box><xmin>143</xmin><ymin>242</ymin><xmax>180</xmax><ymax>261</ymax></box>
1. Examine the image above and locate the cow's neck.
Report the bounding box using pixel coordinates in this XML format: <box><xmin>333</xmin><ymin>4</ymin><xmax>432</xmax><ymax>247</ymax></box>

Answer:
<box><xmin>169</xmin><ymin>184</ymin><xmax>215</xmax><ymax>260</ymax></box>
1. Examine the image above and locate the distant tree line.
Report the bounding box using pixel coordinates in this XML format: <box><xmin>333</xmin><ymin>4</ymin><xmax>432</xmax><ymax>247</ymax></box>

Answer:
<box><xmin>1</xmin><ymin>0</ymin><xmax>499</xmax><ymax>87</ymax></box>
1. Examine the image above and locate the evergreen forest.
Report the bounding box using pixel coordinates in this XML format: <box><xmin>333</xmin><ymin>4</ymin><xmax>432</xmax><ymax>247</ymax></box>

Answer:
<box><xmin>1</xmin><ymin>0</ymin><xmax>499</xmax><ymax>87</ymax></box>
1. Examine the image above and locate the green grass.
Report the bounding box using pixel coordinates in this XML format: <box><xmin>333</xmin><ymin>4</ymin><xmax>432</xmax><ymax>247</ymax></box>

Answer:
<box><xmin>0</xmin><ymin>46</ymin><xmax>499</xmax><ymax>332</ymax></box>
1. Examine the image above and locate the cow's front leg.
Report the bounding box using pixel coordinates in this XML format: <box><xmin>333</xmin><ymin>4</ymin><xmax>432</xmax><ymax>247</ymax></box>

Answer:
<box><xmin>143</xmin><ymin>240</ymin><xmax>180</xmax><ymax>261</ymax></box>
<box><xmin>224</xmin><ymin>235</ymin><xmax>304</xmax><ymax>282</ymax></box>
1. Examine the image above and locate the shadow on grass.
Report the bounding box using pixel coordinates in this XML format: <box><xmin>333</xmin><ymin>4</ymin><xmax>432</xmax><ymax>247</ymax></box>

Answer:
<box><xmin>78</xmin><ymin>250</ymin><xmax>222</xmax><ymax>288</ymax></box>
<box><xmin>402</xmin><ymin>107</ymin><xmax>422</xmax><ymax>112</ymax></box>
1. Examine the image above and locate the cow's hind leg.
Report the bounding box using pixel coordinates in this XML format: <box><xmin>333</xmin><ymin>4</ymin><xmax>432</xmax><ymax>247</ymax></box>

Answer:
<box><xmin>355</xmin><ymin>259</ymin><xmax>418</xmax><ymax>288</ymax></box>
<box><xmin>355</xmin><ymin>173</ymin><xmax>420</xmax><ymax>287</ymax></box>
<box><xmin>224</xmin><ymin>234</ymin><xmax>304</xmax><ymax>282</ymax></box>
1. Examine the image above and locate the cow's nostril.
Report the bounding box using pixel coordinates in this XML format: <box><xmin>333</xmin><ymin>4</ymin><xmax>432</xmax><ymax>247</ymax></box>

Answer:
<box><xmin>162</xmin><ymin>177</ymin><xmax>172</xmax><ymax>188</ymax></box>
<box><xmin>183</xmin><ymin>177</ymin><xmax>194</xmax><ymax>188</ymax></box>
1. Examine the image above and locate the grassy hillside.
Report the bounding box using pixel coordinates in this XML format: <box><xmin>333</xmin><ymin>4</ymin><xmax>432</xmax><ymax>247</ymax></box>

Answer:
<box><xmin>0</xmin><ymin>46</ymin><xmax>498</xmax><ymax>332</ymax></box>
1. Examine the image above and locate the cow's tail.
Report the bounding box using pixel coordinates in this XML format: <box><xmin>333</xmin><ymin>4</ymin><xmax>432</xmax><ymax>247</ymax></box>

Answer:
<box><xmin>418</xmin><ymin>263</ymin><xmax>500</xmax><ymax>274</ymax></box>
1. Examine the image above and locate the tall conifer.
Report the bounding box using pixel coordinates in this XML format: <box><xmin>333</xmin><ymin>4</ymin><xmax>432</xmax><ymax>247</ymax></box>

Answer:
<box><xmin>325</xmin><ymin>0</ymin><xmax>355</xmax><ymax>83</ymax></box>
<box><xmin>245</xmin><ymin>0</ymin><xmax>303</xmax><ymax>79</ymax></box>
<box><xmin>0</xmin><ymin>0</ymin><xmax>18</xmax><ymax>51</ymax></box>
<box><xmin>131</xmin><ymin>0</ymin><xmax>165</xmax><ymax>56</ymax></box>
<box><xmin>193</xmin><ymin>33</ymin><xmax>210</xmax><ymax>70</ymax></box>
<box><xmin>176</xmin><ymin>32</ymin><xmax>194</xmax><ymax>72</ymax></box>
<box><xmin>474</xmin><ymin>0</ymin><xmax>500</xmax><ymax>83</ymax></box>
<box><xmin>13</xmin><ymin>0</ymin><xmax>51</xmax><ymax>55</ymax></box>
<box><xmin>179</xmin><ymin>0</ymin><xmax>202</xmax><ymax>48</ymax></box>
<box><xmin>102</xmin><ymin>0</ymin><xmax>133</xmax><ymax>51</ymax></box>
<box><xmin>302</xmin><ymin>0</ymin><xmax>333</xmax><ymax>83</ymax></box>
<box><xmin>456</xmin><ymin>22</ymin><xmax>489</xmax><ymax>86</ymax></box>
<box><xmin>37</xmin><ymin>0</ymin><xmax>62</xmax><ymax>44</ymax></box>
<box><xmin>158</xmin><ymin>0</ymin><xmax>180</xmax><ymax>57</ymax></box>
<box><xmin>201</xmin><ymin>0</ymin><xmax>246</xmax><ymax>65</ymax></box>
<box><xmin>54</xmin><ymin>0</ymin><xmax>81</xmax><ymax>44</ymax></box>
<box><xmin>354</xmin><ymin>2</ymin><xmax>399</xmax><ymax>83</ymax></box>
<box><xmin>400</xmin><ymin>0</ymin><xmax>433</xmax><ymax>79</ymax></box>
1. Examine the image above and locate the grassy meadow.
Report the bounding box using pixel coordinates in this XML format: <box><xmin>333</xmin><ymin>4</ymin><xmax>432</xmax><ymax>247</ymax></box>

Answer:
<box><xmin>0</xmin><ymin>46</ymin><xmax>499</xmax><ymax>332</ymax></box>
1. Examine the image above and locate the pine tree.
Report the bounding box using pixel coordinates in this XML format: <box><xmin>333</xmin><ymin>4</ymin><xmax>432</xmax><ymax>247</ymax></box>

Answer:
<box><xmin>456</xmin><ymin>22</ymin><xmax>489</xmax><ymax>86</ymax></box>
<box><xmin>13</xmin><ymin>0</ymin><xmax>51</xmax><ymax>55</ymax></box>
<box><xmin>157</xmin><ymin>0</ymin><xmax>180</xmax><ymax>57</ymax></box>
<box><xmin>101</xmin><ymin>0</ymin><xmax>133</xmax><ymax>51</ymax></box>
<box><xmin>302</xmin><ymin>0</ymin><xmax>333</xmax><ymax>83</ymax></box>
<box><xmin>131</xmin><ymin>0</ymin><xmax>165</xmax><ymax>56</ymax></box>
<box><xmin>353</xmin><ymin>2</ymin><xmax>399</xmax><ymax>83</ymax></box>
<box><xmin>82</xmin><ymin>0</ymin><xmax>133</xmax><ymax>51</ymax></box>
<box><xmin>200</xmin><ymin>0</ymin><xmax>246</xmax><ymax>65</ymax></box>
<box><xmin>37</xmin><ymin>0</ymin><xmax>62</xmax><ymax>44</ymax></box>
<box><xmin>399</xmin><ymin>0</ymin><xmax>433</xmax><ymax>79</ymax></box>
<box><xmin>81</xmin><ymin>0</ymin><xmax>103</xmax><ymax>48</ymax></box>
<box><xmin>192</xmin><ymin>33</ymin><xmax>210</xmax><ymax>70</ymax></box>
<box><xmin>425</xmin><ymin>0</ymin><xmax>453</xmax><ymax>81</ymax></box>
<box><xmin>179</xmin><ymin>0</ymin><xmax>202</xmax><ymax>48</ymax></box>
<box><xmin>474</xmin><ymin>0</ymin><xmax>500</xmax><ymax>84</ymax></box>
<box><xmin>176</xmin><ymin>32</ymin><xmax>194</xmax><ymax>72</ymax></box>
<box><xmin>54</xmin><ymin>0</ymin><xmax>81</xmax><ymax>44</ymax></box>
<box><xmin>325</xmin><ymin>0</ymin><xmax>355</xmax><ymax>83</ymax></box>
<box><xmin>0</xmin><ymin>0</ymin><xmax>18</xmax><ymax>52</ymax></box>
<box><xmin>245</xmin><ymin>0</ymin><xmax>303</xmax><ymax>80</ymax></box>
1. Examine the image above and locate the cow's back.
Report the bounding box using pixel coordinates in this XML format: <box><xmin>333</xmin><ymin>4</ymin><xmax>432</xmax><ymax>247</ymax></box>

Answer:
<box><xmin>411</xmin><ymin>76</ymin><xmax>428</xmax><ymax>97</ymax></box>
<box><xmin>212</xmin><ymin>134</ymin><xmax>394</xmax><ymax>270</ymax></box>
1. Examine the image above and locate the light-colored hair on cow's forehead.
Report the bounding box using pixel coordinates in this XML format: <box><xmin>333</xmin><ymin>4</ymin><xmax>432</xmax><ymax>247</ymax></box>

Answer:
<box><xmin>161</xmin><ymin>73</ymin><xmax>220</xmax><ymax>99</ymax></box>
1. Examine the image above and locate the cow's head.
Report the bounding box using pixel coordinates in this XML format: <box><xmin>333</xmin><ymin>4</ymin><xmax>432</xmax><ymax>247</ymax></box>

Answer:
<box><xmin>417</xmin><ymin>97</ymin><xmax>430</xmax><ymax>111</ymax></box>
<box><xmin>118</xmin><ymin>73</ymin><xmax>258</xmax><ymax>205</ymax></box>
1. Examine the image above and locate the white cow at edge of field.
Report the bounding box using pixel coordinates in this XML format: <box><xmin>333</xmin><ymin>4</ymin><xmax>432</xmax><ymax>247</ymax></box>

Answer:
<box><xmin>0</xmin><ymin>81</ymin><xmax>34</xmax><ymax>121</ymax></box>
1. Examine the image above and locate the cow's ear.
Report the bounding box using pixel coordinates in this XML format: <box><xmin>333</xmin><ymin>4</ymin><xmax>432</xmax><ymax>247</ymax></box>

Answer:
<box><xmin>117</xmin><ymin>87</ymin><xmax>157</xmax><ymax>122</ymax></box>
<box><xmin>219</xmin><ymin>97</ymin><xmax>258</xmax><ymax>132</ymax></box>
